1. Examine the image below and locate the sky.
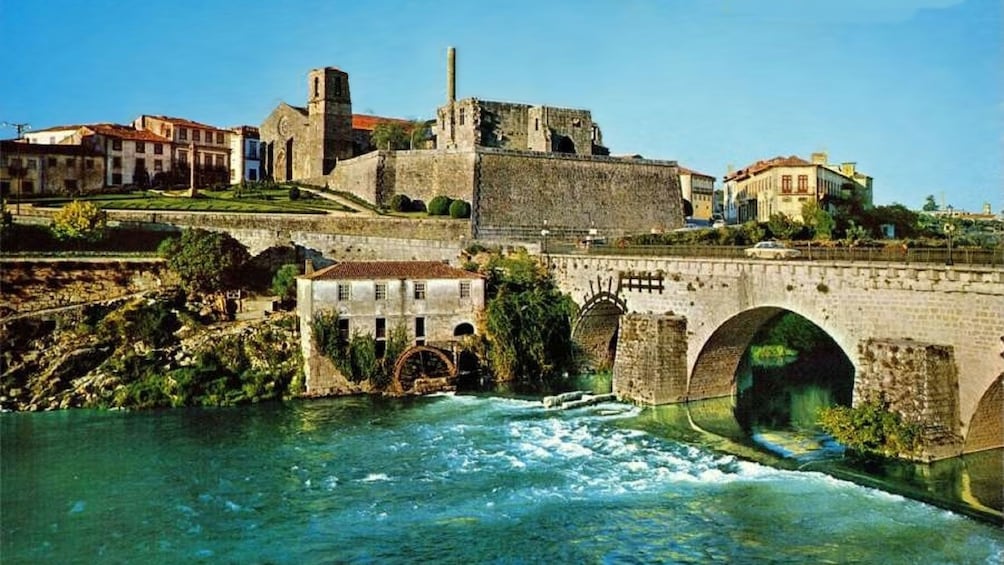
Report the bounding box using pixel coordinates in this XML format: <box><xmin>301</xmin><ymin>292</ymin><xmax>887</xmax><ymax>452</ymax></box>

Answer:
<box><xmin>1</xmin><ymin>0</ymin><xmax>999</xmax><ymax>212</ymax></box>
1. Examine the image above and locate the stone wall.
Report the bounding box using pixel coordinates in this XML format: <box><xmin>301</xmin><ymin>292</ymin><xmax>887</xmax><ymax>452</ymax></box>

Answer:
<box><xmin>613</xmin><ymin>314</ymin><xmax>688</xmax><ymax>404</ymax></box>
<box><xmin>962</xmin><ymin>376</ymin><xmax>1002</xmax><ymax>453</ymax></box>
<box><xmin>383</xmin><ymin>149</ymin><xmax>476</xmax><ymax>205</ymax></box>
<box><xmin>475</xmin><ymin>149</ymin><xmax>684</xmax><ymax>235</ymax></box>
<box><xmin>1</xmin><ymin>260</ymin><xmax>175</xmax><ymax>319</ymax></box>
<box><xmin>552</xmin><ymin>255</ymin><xmax>1004</xmax><ymax>448</ymax></box>
<box><xmin>318</xmin><ymin>150</ymin><xmax>381</xmax><ymax>204</ymax></box>
<box><xmin>856</xmin><ymin>339</ymin><xmax>963</xmax><ymax>460</ymax></box>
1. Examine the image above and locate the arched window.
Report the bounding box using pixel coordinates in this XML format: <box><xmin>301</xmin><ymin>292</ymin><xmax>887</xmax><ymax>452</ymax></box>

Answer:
<box><xmin>453</xmin><ymin>323</ymin><xmax>475</xmax><ymax>337</ymax></box>
<box><xmin>314</xmin><ymin>77</ymin><xmax>319</xmax><ymax>98</ymax></box>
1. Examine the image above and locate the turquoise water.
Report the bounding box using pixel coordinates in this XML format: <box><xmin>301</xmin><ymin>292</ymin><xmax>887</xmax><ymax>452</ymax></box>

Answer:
<box><xmin>3</xmin><ymin>395</ymin><xmax>1002</xmax><ymax>564</ymax></box>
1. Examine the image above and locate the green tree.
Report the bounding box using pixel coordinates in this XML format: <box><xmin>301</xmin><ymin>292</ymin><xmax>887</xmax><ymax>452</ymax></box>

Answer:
<box><xmin>371</xmin><ymin>122</ymin><xmax>410</xmax><ymax>150</ymax></box>
<box><xmin>922</xmin><ymin>195</ymin><xmax>938</xmax><ymax>212</ymax></box>
<box><xmin>801</xmin><ymin>200</ymin><xmax>835</xmax><ymax>240</ymax></box>
<box><xmin>409</xmin><ymin>120</ymin><xmax>430</xmax><ymax>149</ymax></box>
<box><xmin>271</xmin><ymin>263</ymin><xmax>301</xmax><ymax>302</ymax></box>
<box><xmin>159</xmin><ymin>228</ymin><xmax>250</xmax><ymax>295</ymax></box>
<box><xmin>767</xmin><ymin>212</ymin><xmax>800</xmax><ymax>240</ymax></box>
<box><xmin>51</xmin><ymin>200</ymin><xmax>107</xmax><ymax>242</ymax></box>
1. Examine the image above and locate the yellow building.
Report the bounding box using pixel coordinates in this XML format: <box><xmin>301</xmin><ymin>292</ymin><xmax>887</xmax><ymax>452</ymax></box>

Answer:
<box><xmin>678</xmin><ymin>166</ymin><xmax>716</xmax><ymax>221</ymax></box>
<box><xmin>1</xmin><ymin>140</ymin><xmax>105</xmax><ymax>197</ymax></box>
<box><xmin>724</xmin><ymin>152</ymin><xmax>873</xmax><ymax>223</ymax></box>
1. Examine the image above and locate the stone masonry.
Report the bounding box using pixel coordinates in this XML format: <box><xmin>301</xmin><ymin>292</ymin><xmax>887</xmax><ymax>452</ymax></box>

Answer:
<box><xmin>613</xmin><ymin>314</ymin><xmax>688</xmax><ymax>404</ymax></box>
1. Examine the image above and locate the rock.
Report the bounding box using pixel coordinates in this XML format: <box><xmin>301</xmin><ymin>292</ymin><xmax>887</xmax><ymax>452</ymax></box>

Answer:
<box><xmin>542</xmin><ymin>391</ymin><xmax>585</xmax><ymax>408</ymax></box>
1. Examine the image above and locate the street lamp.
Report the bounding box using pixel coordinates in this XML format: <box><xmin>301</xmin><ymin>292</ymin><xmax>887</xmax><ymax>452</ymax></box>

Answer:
<box><xmin>944</xmin><ymin>205</ymin><xmax>956</xmax><ymax>266</ymax></box>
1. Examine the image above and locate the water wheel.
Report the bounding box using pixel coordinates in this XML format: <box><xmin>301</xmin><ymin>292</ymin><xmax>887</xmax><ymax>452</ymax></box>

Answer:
<box><xmin>391</xmin><ymin>346</ymin><xmax>457</xmax><ymax>394</ymax></box>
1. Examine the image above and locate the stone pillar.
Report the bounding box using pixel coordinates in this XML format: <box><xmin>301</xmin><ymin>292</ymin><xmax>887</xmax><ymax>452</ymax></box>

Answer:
<box><xmin>613</xmin><ymin>314</ymin><xmax>688</xmax><ymax>405</ymax></box>
<box><xmin>856</xmin><ymin>339</ymin><xmax>964</xmax><ymax>461</ymax></box>
<box><xmin>447</xmin><ymin>46</ymin><xmax>456</xmax><ymax>103</ymax></box>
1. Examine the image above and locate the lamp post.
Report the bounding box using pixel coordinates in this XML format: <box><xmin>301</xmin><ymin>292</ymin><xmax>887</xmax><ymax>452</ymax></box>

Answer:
<box><xmin>540</xmin><ymin>220</ymin><xmax>550</xmax><ymax>259</ymax></box>
<box><xmin>944</xmin><ymin>205</ymin><xmax>955</xmax><ymax>266</ymax></box>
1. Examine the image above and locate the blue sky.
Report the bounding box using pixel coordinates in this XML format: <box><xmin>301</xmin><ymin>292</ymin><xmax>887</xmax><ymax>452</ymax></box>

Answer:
<box><xmin>1</xmin><ymin>0</ymin><xmax>999</xmax><ymax>212</ymax></box>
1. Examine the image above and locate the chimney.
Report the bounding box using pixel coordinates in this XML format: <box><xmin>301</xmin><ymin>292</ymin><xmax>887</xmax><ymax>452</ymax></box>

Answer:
<box><xmin>447</xmin><ymin>46</ymin><xmax>456</xmax><ymax>103</ymax></box>
<box><xmin>304</xmin><ymin>259</ymin><xmax>315</xmax><ymax>275</ymax></box>
<box><xmin>811</xmin><ymin>152</ymin><xmax>828</xmax><ymax>165</ymax></box>
<box><xmin>841</xmin><ymin>162</ymin><xmax>856</xmax><ymax>176</ymax></box>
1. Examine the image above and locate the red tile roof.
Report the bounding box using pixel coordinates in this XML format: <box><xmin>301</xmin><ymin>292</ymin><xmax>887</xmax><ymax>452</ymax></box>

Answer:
<box><xmin>305</xmin><ymin>261</ymin><xmax>482</xmax><ymax>281</ymax></box>
<box><xmin>145</xmin><ymin>115</ymin><xmax>227</xmax><ymax>132</ymax></box>
<box><xmin>30</xmin><ymin>124</ymin><xmax>90</xmax><ymax>133</ymax></box>
<box><xmin>678</xmin><ymin>165</ymin><xmax>715</xmax><ymax>179</ymax></box>
<box><xmin>0</xmin><ymin>140</ymin><xmax>102</xmax><ymax>156</ymax></box>
<box><xmin>724</xmin><ymin>155</ymin><xmax>813</xmax><ymax>181</ymax></box>
<box><xmin>352</xmin><ymin>114</ymin><xmax>414</xmax><ymax>132</ymax></box>
<box><xmin>84</xmin><ymin>124</ymin><xmax>171</xmax><ymax>142</ymax></box>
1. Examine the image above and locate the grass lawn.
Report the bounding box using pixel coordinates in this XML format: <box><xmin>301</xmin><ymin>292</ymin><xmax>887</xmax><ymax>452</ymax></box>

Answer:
<box><xmin>28</xmin><ymin>187</ymin><xmax>356</xmax><ymax>215</ymax></box>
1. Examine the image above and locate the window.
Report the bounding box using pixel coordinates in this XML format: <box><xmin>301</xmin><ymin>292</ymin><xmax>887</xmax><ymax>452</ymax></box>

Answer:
<box><xmin>215</xmin><ymin>155</ymin><xmax>224</xmax><ymax>167</ymax></box>
<box><xmin>179</xmin><ymin>128</ymin><xmax>188</xmax><ymax>141</ymax></box>
<box><xmin>47</xmin><ymin>157</ymin><xmax>57</xmax><ymax>167</ymax></box>
<box><xmin>205</xmin><ymin>154</ymin><xmax>213</xmax><ymax>166</ymax></box>
<box><xmin>459</xmin><ymin>108</ymin><xmax>465</xmax><ymax>126</ymax></box>
<box><xmin>193</xmin><ymin>130</ymin><xmax>201</xmax><ymax>142</ymax></box>
<box><xmin>111</xmin><ymin>173</ymin><xmax>122</xmax><ymax>185</ymax></box>
<box><xmin>179</xmin><ymin>150</ymin><xmax>188</xmax><ymax>163</ymax></box>
<box><xmin>10</xmin><ymin>157</ymin><xmax>21</xmax><ymax>168</ymax></box>
<box><xmin>85</xmin><ymin>159</ymin><xmax>94</xmax><ymax>169</ymax></box>
<box><xmin>216</xmin><ymin>132</ymin><xmax>224</xmax><ymax>144</ymax></box>
<box><xmin>0</xmin><ymin>181</ymin><xmax>9</xmax><ymax>195</ymax></box>
<box><xmin>154</xmin><ymin>159</ymin><xmax>163</xmax><ymax>172</ymax></box>
<box><xmin>413</xmin><ymin>281</ymin><xmax>426</xmax><ymax>300</ymax></box>
<box><xmin>535</xmin><ymin>118</ymin><xmax>539</xmax><ymax>131</ymax></box>
<box><xmin>22</xmin><ymin>180</ymin><xmax>34</xmax><ymax>193</ymax></box>
<box><xmin>248</xmin><ymin>168</ymin><xmax>257</xmax><ymax>181</ymax></box>
<box><xmin>154</xmin><ymin>143</ymin><xmax>163</xmax><ymax>155</ymax></box>
<box><xmin>781</xmin><ymin>175</ymin><xmax>792</xmax><ymax>194</ymax></box>
<box><xmin>112</xmin><ymin>156</ymin><xmax>122</xmax><ymax>169</ymax></box>
<box><xmin>337</xmin><ymin>283</ymin><xmax>350</xmax><ymax>301</ymax></box>
<box><xmin>333</xmin><ymin>76</ymin><xmax>341</xmax><ymax>97</ymax></box>
<box><xmin>135</xmin><ymin>158</ymin><xmax>145</xmax><ymax>170</ymax></box>
<box><xmin>112</xmin><ymin>139</ymin><xmax>122</xmax><ymax>150</ymax></box>
<box><xmin>375</xmin><ymin>282</ymin><xmax>387</xmax><ymax>300</ymax></box>
<box><xmin>375</xmin><ymin>318</ymin><xmax>386</xmax><ymax>339</ymax></box>
<box><xmin>797</xmin><ymin>175</ymin><xmax>808</xmax><ymax>193</ymax></box>
<box><xmin>338</xmin><ymin>319</ymin><xmax>349</xmax><ymax>343</ymax></box>
<box><xmin>415</xmin><ymin>317</ymin><xmax>425</xmax><ymax>345</ymax></box>
<box><xmin>314</xmin><ymin>77</ymin><xmax>320</xmax><ymax>98</ymax></box>
<box><xmin>460</xmin><ymin>280</ymin><xmax>471</xmax><ymax>299</ymax></box>
<box><xmin>66</xmin><ymin>158</ymin><xmax>75</xmax><ymax>167</ymax></box>
<box><xmin>64</xmin><ymin>179</ymin><xmax>78</xmax><ymax>192</ymax></box>
<box><xmin>136</xmin><ymin>141</ymin><xmax>145</xmax><ymax>153</ymax></box>
<box><xmin>27</xmin><ymin>159</ymin><xmax>37</xmax><ymax>170</ymax></box>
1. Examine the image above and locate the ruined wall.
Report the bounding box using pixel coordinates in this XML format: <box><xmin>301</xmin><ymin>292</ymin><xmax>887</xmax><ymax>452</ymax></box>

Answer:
<box><xmin>475</xmin><ymin>149</ymin><xmax>684</xmax><ymax>235</ymax></box>
<box><xmin>613</xmin><ymin>314</ymin><xmax>689</xmax><ymax>404</ymax></box>
<box><xmin>856</xmin><ymin>339</ymin><xmax>963</xmax><ymax>461</ymax></box>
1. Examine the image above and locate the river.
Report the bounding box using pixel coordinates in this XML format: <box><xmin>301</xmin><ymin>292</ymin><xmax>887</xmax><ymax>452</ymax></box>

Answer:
<box><xmin>2</xmin><ymin>395</ymin><xmax>1001</xmax><ymax>564</ymax></box>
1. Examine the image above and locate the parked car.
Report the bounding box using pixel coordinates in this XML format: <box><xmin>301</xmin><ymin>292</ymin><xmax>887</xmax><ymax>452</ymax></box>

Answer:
<box><xmin>712</xmin><ymin>219</ymin><xmax>727</xmax><ymax>229</ymax></box>
<box><xmin>745</xmin><ymin>241</ymin><xmax>801</xmax><ymax>259</ymax></box>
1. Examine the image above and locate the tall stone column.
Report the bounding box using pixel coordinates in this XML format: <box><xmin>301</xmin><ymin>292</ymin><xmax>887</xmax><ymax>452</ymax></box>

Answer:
<box><xmin>613</xmin><ymin>314</ymin><xmax>689</xmax><ymax>404</ymax></box>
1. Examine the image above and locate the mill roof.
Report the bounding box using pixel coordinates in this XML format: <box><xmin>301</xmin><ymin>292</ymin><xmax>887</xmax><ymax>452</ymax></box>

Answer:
<box><xmin>303</xmin><ymin>261</ymin><xmax>482</xmax><ymax>281</ymax></box>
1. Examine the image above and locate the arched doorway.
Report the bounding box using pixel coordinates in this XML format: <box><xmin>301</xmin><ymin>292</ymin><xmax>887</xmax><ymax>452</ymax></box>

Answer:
<box><xmin>554</xmin><ymin>135</ymin><xmax>576</xmax><ymax>154</ymax></box>
<box><xmin>453</xmin><ymin>322</ymin><xmax>475</xmax><ymax>337</ymax></box>
<box><xmin>284</xmin><ymin>138</ymin><xmax>294</xmax><ymax>181</ymax></box>
<box><xmin>572</xmin><ymin>292</ymin><xmax>627</xmax><ymax>372</ymax></box>
<box><xmin>689</xmin><ymin>307</ymin><xmax>854</xmax><ymax>444</ymax></box>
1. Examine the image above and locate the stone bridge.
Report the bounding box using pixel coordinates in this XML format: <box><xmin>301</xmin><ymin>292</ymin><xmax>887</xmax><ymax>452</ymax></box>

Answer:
<box><xmin>551</xmin><ymin>254</ymin><xmax>1004</xmax><ymax>460</ymax></box>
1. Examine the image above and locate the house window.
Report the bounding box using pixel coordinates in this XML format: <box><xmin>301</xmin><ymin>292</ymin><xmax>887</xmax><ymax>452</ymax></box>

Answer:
<box><xmin>136</xmin><ymin>141</ymin><xmax>145</xmax><ymax>153</ymax></box>
<box><xmin>460</xmin><ymin>280</ymin><xmax>471</xmax><ymax>298</ymax></box>
<box><xmin>0</xmin><ymin>181</ymin><xmax>9</xmax><ymax>195</ymax></box>
<box><xmin>215</xmin><ymin>155</ymin><xmax>224</xmax><ymax>167</ymax></box>
<box><xmin>66</xmin><ymin>158</ymin><xmax>75</xmax><ymax>167</ymax></box>
<box><xmin>179</xmin><ymin>150</ymin><xmax>188</xmax><ymax>163</ymax></box>
<box><xmin>154</xmin><ymin>143</ymin><xmax>163</xmax><ymax>155</ymax></box>
<box><xmin>22</xmin><ymin>180</ymin><xmax>34</xmax><ymax>193</ymax></box>
<box><xmin>112</xmin><ymin>157</ymin><xmax>122</xmax><ymax>169</ymax></box>
<box><xmin>179</xmin><ymin>128</ymin><xmax>188</xmax><ymax>141</ymax></box>
<box><xmin>781</xmin><ymin>175</ymin><xmax>792</xmax><ymax>194</ymax></box>
<box><xmin>135</xmin><ymin>158</ymin><xmax>145</xmax><ymax>171</ymax></box>
<box><xmin>375</xmin><ymin>282</ymin><xmax>387</xmax><ymax>300</ymax></box>
<box><xmin>27</xmin><ymin>159</ymin><xmax>37</xmax><ymax>170</ymax></box>
<box><xmin>338</xmin><ymin>318</ymin><xmax>349</xmax><ymax>343</ymax></box>
<box><xmin>337</xmin><ymin>283</ymin><xmax>350</xmax><ymax>301</ymax></box>
<box><xmin>248</xmin><ymin>169</ymin><xmax>257</xmax><ymax>181</ymax></box>
<box><xmin>413</xmin><ymin>282</ymin><xmax>426</xmax><ymax>300</ymax></box>
<box><xmin>415</xmin><ymin>317</ymin><xmax>425</xmax><ymax>345</ymax></box>
<box><xmin>193</xmin><ymin>130</ymin><xmax>201</xmax><ymax>142</ymax></box>
<box><xmin>375</xmin><ymin>318</ymin><xmax>386</xmax><ymax>339</ymax></box>
<box><xmin>154</xmin><ymin>159</ymin><xmax>163</xmax><ymax>172</ymax></box>
<box><xmin>111</xmin><ymin>173</ymin><xmax>122</xmax><ymax>185</ymax></box>
<box><xmin>112</xmin><ymin>139</ymin><xmax>122</xmax><ymax>150</ymax></box>
<box><xmin>64</xmin><ymin>179</ymin><xmax>78</xmax><ymax>192</ymax></box>
<box><xmin>47</xmin><ymin>157</ymin><xmax>57</xmax><ymax>167</ymax></box>
<box><xmin>205</xmin><ymin>154</ymin><xmax>213</xmax><ymax>166</ymax></box>
<box><xmin>216</xmin><ymin>132</ymin><xmax>224</xmax><ymax>144</ymax></box>
<box><xmin>797</xmin><ymin>175</ymin><xmax>808</xmax><ymax>193</ymax></box>
<box><xmin>85</xmin><ymin>159</ymin><xmax>94</xmax><ymax>169</ymax></box>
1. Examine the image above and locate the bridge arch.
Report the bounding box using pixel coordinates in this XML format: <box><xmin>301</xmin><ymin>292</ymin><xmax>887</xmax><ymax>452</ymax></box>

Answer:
<box><xmin>572</xmin><ymin>291</ymin><xmax>627</xmax><ymax>371</ymax></box>
<box><xmin>963</xmin><ymin>376</ymin><xmax>1003</xmax><ymax>453</ymax></box>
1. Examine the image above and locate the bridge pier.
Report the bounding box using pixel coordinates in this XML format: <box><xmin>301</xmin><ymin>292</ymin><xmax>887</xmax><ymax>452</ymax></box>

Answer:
<box><xmin>613</xmin><ymin>314</ymin><xmax>688</xmax><ymax>404</ymax></box>
<box><xmin>857</xmin><ymin>339</ymin><xmax>964</xmax><ymax>461</ymax></box>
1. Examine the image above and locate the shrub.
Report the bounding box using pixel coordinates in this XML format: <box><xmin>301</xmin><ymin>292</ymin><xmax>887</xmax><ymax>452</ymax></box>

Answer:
<box><xmin>427</xmin><ymin>195</ymin><xmax>454</xmax><ymax>216</ymax></box>
<box><xmin>288</xmin><ymin>185</ymin><xmax>301</xmax><ymax>201</ymax></box>
<box><xmin>271</xmin><ymin>263</ymin><xmax>301</xmax><ymax>302</ymax></box>
<box><xmin>818</xmin><ymin>400</ymin><xmax>920</xmax><ymax>457</ymax></box>
<box><xmin>51</xmin><ymin>200</ymin><xmax>106</xmax><ymax>242</ymax></box>
<box><xmin>411</xmin><ymin>199</ymin><xmax>427</xmax><ymax>213</ymax></box>
<box><xmin>389</xmin><ymin>194</ymin><xmax>411</xmax><ymax>212</ymax></box>
<box><xmin>449</xmin><ymin>199</ymin><xmax>471</xmax><ymax>219</ymax></box>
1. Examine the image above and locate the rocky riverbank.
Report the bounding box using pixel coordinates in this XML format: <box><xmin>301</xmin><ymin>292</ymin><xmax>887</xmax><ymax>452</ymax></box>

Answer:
<box><xmin>0</xmin><ymin>290</ymin><xmax>302</xmax><ymax>411</ymax></box>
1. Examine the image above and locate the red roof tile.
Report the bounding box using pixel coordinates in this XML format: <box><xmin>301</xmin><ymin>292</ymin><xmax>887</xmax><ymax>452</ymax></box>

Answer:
<box><xmin>724</xmin><ymin>155</ymin><xmax>813</xmax><ymax>181</ymax></box>
<box><xmin>678</xmin><ymin>165</ymin><xmax>715</xmax><ymax>179</ymax></box>
<box><xmin>0</xmin><ymin>140</ymin><xmax>102</xmax><ymax>156</ymax></box>
<box><xmin>352</xmin><ymin>114</ymin><xmax>414</xmax><ymax>132</ymax></box>
<box><xmin>146</xmin><ymin>115</ymin><xmax>227</xmax><ymax>132</ymax></box>
<box><xmin>84</xmin><ymin>124</ymin><xmax>171</xmax><ymax>142</ymax></box>
<box><xmin>305</xmin><ymin>261</ymin><xmax>482</xmax><ymax>281</ymax></box>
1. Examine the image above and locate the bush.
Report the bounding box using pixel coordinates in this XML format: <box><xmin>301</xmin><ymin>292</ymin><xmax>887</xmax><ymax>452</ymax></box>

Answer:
<box><xmin>389</xmin><ymin>194</ymin><xmax>412</xmax><ymax>212</ymax></box>
<box><xmin>271</xmin><ymin>263</ymin><xmax>301</xmax><ymax>302</ymax></box>
<box><xmin>818</xmin><ymin>400</ymin><xmax>920</xmax><ymax>457</ymax></box>
<box><xmin>427</xmin><ymin>195</ymin><xmax>454</xmax><ymax>216</ymax></box>
<box><xmin>288</xmin><ymin>185</ymin><xmax>301</xmax><ymax>201</ymax></box>
<box><xmin>449</xmin><ymin>199</ymin><xmax>471</xmax><ymax>219</ymax></box>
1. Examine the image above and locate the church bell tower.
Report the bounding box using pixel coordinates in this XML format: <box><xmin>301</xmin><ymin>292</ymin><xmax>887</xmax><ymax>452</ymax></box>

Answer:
<box><xmin>307</xmin><ymin>67</ymin><xmax>353</xmax><ymax>176</ymax></box>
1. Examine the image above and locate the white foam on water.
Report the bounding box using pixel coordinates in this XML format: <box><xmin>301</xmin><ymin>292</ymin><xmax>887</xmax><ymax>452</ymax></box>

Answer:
<box><xmin>360</xmin><ymin>473</ymin><xmax>390</xmax><ymax>483</ymax></box>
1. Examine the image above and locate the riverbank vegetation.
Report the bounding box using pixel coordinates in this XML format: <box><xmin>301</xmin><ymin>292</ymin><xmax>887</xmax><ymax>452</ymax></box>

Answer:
<box><xmin>818</xmin><ymin>400</ymin><xmax>921</xmax><ymax>458</ymax></box>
